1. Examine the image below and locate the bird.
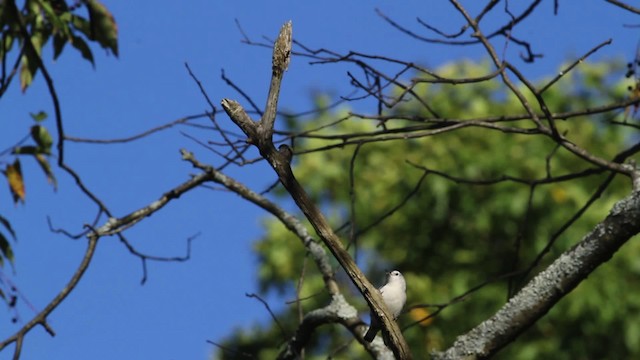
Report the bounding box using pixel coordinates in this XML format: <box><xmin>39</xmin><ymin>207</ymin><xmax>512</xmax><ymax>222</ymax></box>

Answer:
<box><xmin>363</xmin><ymin>270</ymin><xmax>407</xmax><ymax>342</ymax></box>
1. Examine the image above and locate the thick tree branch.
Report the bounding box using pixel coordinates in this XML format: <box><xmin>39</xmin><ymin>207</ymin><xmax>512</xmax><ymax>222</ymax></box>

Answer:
<box><xmin>182</xmin><ymin>149</ymin><xmax>405</xmax><ymax>359</ymax></box>
<box><xmin>221</xmin><ymin>21</ymin><xmax>412</xmax><ymax>359</ymax></box>
<box><xmin>277</xmin><ymin>294</ymin><xmax>396</xmax><ymax>360</ymax></box>
<box><xmin>433</xmin><ymin>189</ymin><xmax>640</xmax><ymax>359</ymax></box>
<box><xmin>182</xmin><ymin>150</ymin><xmax>399</xmax><ymax>359</ymax></box>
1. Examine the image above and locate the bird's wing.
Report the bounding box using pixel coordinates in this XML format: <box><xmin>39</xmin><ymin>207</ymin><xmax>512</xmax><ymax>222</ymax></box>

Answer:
<box><xmin>379</xmin><ymin>284</ymin><xmax>388</xmax><ymax>297</ymax></box>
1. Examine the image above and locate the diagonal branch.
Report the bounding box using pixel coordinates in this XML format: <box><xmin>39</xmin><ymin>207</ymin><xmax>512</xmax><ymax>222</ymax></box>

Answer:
<box><xmin>0</xmin><ymin>235</ymin><xmax>98</xmax><ymax>358</ymax></box>
<box><xmin>220</xmin><ymin>21</ymin><xmax>413</xmax><ymax>359</ymax></box>
<box><xmin>181</xmin><ymin>149</ymin><xmax>397</xmax><ymax>359</ymax></box>
<box><xmin>180</xmin><ymin>149</ymin><xmax>339</xmax><ymax>294</ymax></box>
<box><xmin>432</xmin><ymin>189</ymin><xmax>640</xmax><ymax>359</ymax></box>
<box><xmin>605</xmin><ymin>0</ymin><xmax>640</xmax><ymax>14</ymax></box>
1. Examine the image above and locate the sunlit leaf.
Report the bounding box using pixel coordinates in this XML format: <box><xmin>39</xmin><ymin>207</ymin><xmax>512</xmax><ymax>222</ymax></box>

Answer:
<box><xmin>30</xmin><ymin>125</ymin><xmax>53</xmax><ymax>153</ymax></box>
<box><xmin>19</xmin><ymin>56</ymin><xmax>35</xmax><ymax>92</ymax></box>
<box><xmin>19</xmin><ymin>22</ymin><xmax>47</xmax><ymax>92</ymax></box>
<box><xmin>70</xmin><ymin>14</ymin><xmax>91</xmax><ymax>37</ymax></box>
<box><xmin>35</xmin><ymin>154</ymin><xmax>57</xmax><ymax>190</ymax></box>
<box><xmin>0</xmin><ymin>35</ymin><xmax>14</xmax><ymax>60</ymax></box>
<box><xmin>5</xmin><ymin>160</ymin><xmax>25</xmax><ymax>204</ymax></box>
<box><xmin>409</xmin><ymin>307</ymin><xmax>434</xmax><ymax>327</ymax></box>
<box><xmin>29</xmin><ymin>111</ymin><xmax>48</xmax><ymax>122</ymax></box>
<box><xmin>85</xmin><ymin>0</ymin><xmax>118</xmax><ymax>57</ymax></box>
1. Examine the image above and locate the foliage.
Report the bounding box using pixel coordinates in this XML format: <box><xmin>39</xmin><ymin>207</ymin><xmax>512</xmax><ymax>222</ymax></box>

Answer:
<box><xmin>0</xmin><ymin>0</ymin><xmax>118</xmax><ymax>92</ymax></box>
<box><xmin>0</xmin><ymin>0</ymin><xmax>117</xmax><ymax>309</ymax></box>
<box><xmin>215</xmin><ymin>60</ymin><xmax>640</xmax><ymax>359</ymax></box>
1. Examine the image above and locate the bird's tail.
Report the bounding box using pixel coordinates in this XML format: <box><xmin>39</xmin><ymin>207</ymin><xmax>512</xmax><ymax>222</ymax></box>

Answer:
<box><xmin>363</xmin><ymin>326</ymin><xmax>378</xmax><ymax>342</ymax></box>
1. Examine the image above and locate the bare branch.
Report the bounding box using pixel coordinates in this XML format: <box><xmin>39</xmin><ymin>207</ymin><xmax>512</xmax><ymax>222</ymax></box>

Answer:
<box><xmin>220</xmin><ymin>22</ymin><xmax>412</xmax><ymax>359</ymax></box>
<box><xmin>180</xmin><ymin>149</ymin><xmax>339</xmax><ymax>295</ymax></box>
<box><xmin>246</xmin><ymin>293</ymin><xmax>289</xmax><ymax>340</ymax></box>
<box><xmin>540</xmin><ymin>39</ymin><xmax>613</xmax><ymax>93</ymax></box>
<box><xmin>117</xmin><ymin>232</ymin><xmax>196</xmax><ymax>285</ymax></box>
<box><xmin>277</xmin><ymin>294</ymin><xmax>394</xmax><ymax>360</ymax></box>
<box><xmin>0</xmin><ymin>234</ymin><xmax>98</xmax><ymax>356</ymax></box>
<box><xmin>262</xmin><ymin>21</ymin><xmax>292</xmax><ymax>139</ymax></box>
<box><xmin>65</xmin><ymin>115</ymin><xmax>206</xmax><ymax>144</ymax></box>
<box><xmin>605</xmin><ymin>0</ymin><xmax>640</xmax><ymax>14</ymax></box>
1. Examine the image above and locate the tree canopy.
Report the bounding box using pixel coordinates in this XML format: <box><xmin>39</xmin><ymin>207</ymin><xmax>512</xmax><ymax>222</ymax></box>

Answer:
<box><xmin>215</xmin><ymin>59</ymin><xmax>640</xmax><ymax>359</ymax></box>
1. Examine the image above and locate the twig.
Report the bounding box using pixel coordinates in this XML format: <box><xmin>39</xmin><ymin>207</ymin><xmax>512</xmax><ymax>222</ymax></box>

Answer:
<box><xmin>206</xmin><ymin>340</ymin><xmax>254</xmax><ymax>359</ymax></box>
<box><xmin>347</xmin><ymin>143</ymin><xmax>362</xmax><ymax>254</ymax></box>
<box><xmin>540</xmin><ymin>39</ymin><xmax>612</xmax><ymax>93</ymax></box>
<box><xmin>221</xmin><ymin>69</ymin><xmax>263</xmax><ymax>115</ymax></box>
<box><xmin>65</xmin><ymin>115</ymin><xmax>206</xmax><ymax>144</ymax></box>
<box><xmin>180</xmin><ymin>149</ymin><xmax>339</xmax><ymax>295</ymax></box>
<box><xmin>606</xmin><ymin>0</ymin><xmax>640</xmax><ymax>14</ymax></box>
<box><xmin>116</xmin><ymin>232</ymin><xmax>197</xmax><ymax>285</ymax></box>
<box><xmin>246</xmin><ymin>293</ymin><xmax>288</xmax><ymax>340</ymax></box>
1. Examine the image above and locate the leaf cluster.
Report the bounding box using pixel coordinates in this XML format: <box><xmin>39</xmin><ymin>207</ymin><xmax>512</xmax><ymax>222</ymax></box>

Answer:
<box><xmin>0</xmin><ymin>0</ymin><xmax>118</xmax><ymax>92</ymax></box>
<box><xmin>0</xmin><ymin>0</ymin><xmax>118</xmax><ymax>310</ymax></box>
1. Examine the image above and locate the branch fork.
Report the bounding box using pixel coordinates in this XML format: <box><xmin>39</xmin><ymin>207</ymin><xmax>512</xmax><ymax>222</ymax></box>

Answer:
<box><xmin>220</xmin><ymin>21</ymin><xmax>412</xmax><ymax>359</ymax></box>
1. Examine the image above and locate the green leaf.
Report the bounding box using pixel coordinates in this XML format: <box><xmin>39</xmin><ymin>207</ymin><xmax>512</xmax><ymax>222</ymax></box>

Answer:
<box><xmin>12</xmin><ymin>146</ymin><xmax>38</xmax><ymax>155</ymax></box>
<box><xmin>0</xmin><ymin>232</ymin><xmax>15</xmax><ymax>268</ymax></box>
<box><xmin>30</xmin><ymin>125</ymin><xmax>53</xmax><ymax>152</ymax></box>
<box><xmin>19</xmin><ymin>17</ymin><xmax>49</xmax><ymax>92</ymax></box>
<box><xmin>29</xmin><ymin>28</ymin><xmax>46</xmax><ymax>58</ymax></box>
<box><xmin>0</xmin><ymin>35</ymin><xmax>14</xmax><ymax>60</ymax></box>
<box><xmin>35</xmin><ymin>153</ymin><xmax>57</xmax><ymax>190</ymax></box>
<box><xmin>70</xmin><ymin>34</ymin><xmax>95</xmax><ymax>66</ymax></box>
<box><xmin>0</xmin><ymin>215</ymin><xmax>16</xmax><ymax>240</ymax></box>
<box><xmin>85</xmin><ymin>0</ymin><xmax>118</xmax><ymax>57</ymax></box>
<box><xmin>35</xmin><ymin>0</ymin><xmax>68</xmax><ymax>36</ymax></box>
<box><xmin>52</xmin><ymin>33</ymin><xmax>67</xmax><ymax>60</ymax></box>
<box><xmin>19</xmin><ymin>55</ymin><xmax>35</xmax><ymax>92</ymax></box>
<box><xmin>70</xmin><ymin>15</ymin><xmax>91</xmax><ymax>37</ymax></box>
<box><xmin>30</xmin><ymin>111</ymin><xmax>48</xmax><ymax>122</ymax></box>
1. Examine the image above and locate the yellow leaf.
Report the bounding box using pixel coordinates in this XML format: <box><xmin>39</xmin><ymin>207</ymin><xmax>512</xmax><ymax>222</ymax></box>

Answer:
<box><xmin>409</xmin><ymin>307</ymin><xmax>433</xmax><ymax>327</ymax></box>
<box><xmin>5</xmin><ymin>160</ymin><xmax>25</xmax><ymax>204</ymax></box>
<box><xmin>551</xmin><ymin>186</ymin><xmax>567</xmax><ymax>204</ymax></box>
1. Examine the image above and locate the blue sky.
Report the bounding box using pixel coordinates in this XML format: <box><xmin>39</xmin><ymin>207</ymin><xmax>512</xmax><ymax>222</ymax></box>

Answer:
<box><xmin>0</xmin><ymin>1</ymin><xmax>638</xmax><ymax>359</ymax></box>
